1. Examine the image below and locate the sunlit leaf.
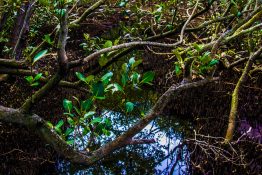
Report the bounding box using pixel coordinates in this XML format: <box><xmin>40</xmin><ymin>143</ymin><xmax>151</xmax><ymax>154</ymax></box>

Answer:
<box><xmin>25</xmin><ymin>76</ymin><xmax>34</xmax><ymax>84</ymax></box>
<box><xmin>84</xmin><ymin>111</ymin><xmax>96</xmax><ymax>118</ymax></box>
<box><xmin>34</xmin><ymin>73</ymin><xmax>42</xmax><ymax>81</ymax></box>
<box><xmin>103</xmin><ymin>40</ymin><xmax>113</xmax><ymax>48</ymax></box>
<box><xmin>98</xmin><ymin>54</ymin><xmax>108</xmax><ymax>67</ymax></box>
<box><xmin>33</xmin><ymin>49</ymin><xmax>48</xmax><ymax>65</ymax></box>
<box><xmin>91</xmin><ymin>117</ymin><xmax>102</xmax><ymax>124</ymax></box>
<box><xmin>75</xmin><ymin>72</ymin><xmax>86</xmax><ymax>82</ymax></box>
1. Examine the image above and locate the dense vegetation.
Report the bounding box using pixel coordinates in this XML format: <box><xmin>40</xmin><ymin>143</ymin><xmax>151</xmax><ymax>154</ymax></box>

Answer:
<box><xmin>0</xmin><ymin>0</ymin><xmax>261</xmax><ymax>174</ymax></box>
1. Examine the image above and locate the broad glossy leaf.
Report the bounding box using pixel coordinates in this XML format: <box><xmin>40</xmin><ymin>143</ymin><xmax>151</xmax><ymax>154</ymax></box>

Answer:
<box><xmin>34</xmin><ymin>73</ymin><xmax>42</xmax><ymax>81</ymax></box>
<box><xmin>209</xmin><ymin>59</ymin><xmax>219</xmax><ymax>66</ymax></box>
<box><xmin>67</xmin><ymin>117</ymin><xmax>75</xmax><ymax>126</ymax></box>
<box><xmin>125</xmin><ymin>101</ymin><xmax>134</xmax><ymax>113</ymax></box>
<box><xmin>129</xmin><ymin>57</ymin><xmax>135</xmax><ymax>66</ymax></box>
<box><xmin>98</xmin><ymin>54</ymin><xmax>108</xmax><ymax>67</ymax></box>
<box><xmin>92</xmin><ymin>81</ymin><xmax>105</xmax><ymax>99</ymax></box>
<box><xmin>103</xmin><ymin>40</ymin><xmax>113</xmax><ymax>48</ymax></box>
<box><xmin>64</xmin><ymin>128</ymin><xmax>74</xmax><ymax>136</ymax></box>
<box><xmin>84</xmin><ymin>111</ymin><xmax>96</xmax><ymax>118</ymax></box>
<box><xmin>55</xmin><ymin>120</ymin><xmax>64</xmax><ymax>134</ymax></box>
<box><xmin>75</xmin><ymin>72</ymin><xmax>86</xmax><ymax>82</ymax></box>
<box><xmin>33</xmin><ymin>49</ymin><xmax>48</xmax><ymax>65</ymax></box>
<box><xmin>81</xmin><ymin>99</ymin><xmax>93</xmax><ymax>111</ymax></box>
<box><xmin>85</xmin><ymin>75</ymin><xmax>94</xmax><ymax>83</ymax></box>
<box><xmin>106</xmin><ymin>83</ymin><xmax>123</xmax><ymax>93</ymax></box>
<box><xmin>131</xmin><ymin>59</ymin><xmax>142</xmax><ymax>69</ymax></box>
<box><xmin>63</xmin><ymin>99</ymin><xmax>73</xmax><ymax>112</ymax></box>
<box><xmin>131</xmin><ymin>72</ymin><xmax>140</xmax><ymax>84</ymax></box>
<box><xmin>140</xmin><ymin>71</ymin><xmax>155</xmax><ymax>85</ymax></box>
<box><xmin>25</xmin><ymin>76</ymin><xmax>34</xmax><ymax>84</ymax></box>
<box><xmin>101</xmin><ymin>72</ymin><xmax>113</xmax><ymax>85</ymax></box>
<box><xmin>91</xmin><ymin>117</ymin><xmax>102</xmax><ymax>124</ymax></box>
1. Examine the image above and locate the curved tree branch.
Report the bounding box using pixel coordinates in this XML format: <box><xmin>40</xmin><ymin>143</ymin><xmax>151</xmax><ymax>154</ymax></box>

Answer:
<box><xmin>224</xmin><ymin>47</ymin><xmax>262</xmax><ymax>142</ymax></box>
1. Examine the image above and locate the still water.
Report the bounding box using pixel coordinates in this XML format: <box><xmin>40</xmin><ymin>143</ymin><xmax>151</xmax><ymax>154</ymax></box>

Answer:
<box><xmin>56</xmin><ymin>107</ymin><xmax>190</xmax><ymax>175</ymax></box>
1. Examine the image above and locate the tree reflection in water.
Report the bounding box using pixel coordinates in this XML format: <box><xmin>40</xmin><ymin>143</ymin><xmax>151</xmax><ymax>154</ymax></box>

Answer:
<box><xmin>56</xmin><ymin>107</ymin><xmax>191</xmax><ymax>175</ymax></box>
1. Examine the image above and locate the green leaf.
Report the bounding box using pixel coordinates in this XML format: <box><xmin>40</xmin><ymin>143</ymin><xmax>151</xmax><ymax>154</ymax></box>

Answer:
<box><xmin>192</xmin><ymin>43</ymin><xmax>203</xmax><ymax>52</ymax></box>
<box><xmin>25</xmin><ymin>76</ymin><xmax>34</xmax><ymax>84</ymax></box>
<box><xmin>55</xmin><ymin>119</ymin><xmax>64</xmax><ymax>134</ymax></box>
<box><xmin>98</xmin><ymin>54</ymin><xmax>108</xmax><ymax>67</ymax></box>
<box><xmin>33</xmin><ymin>49</ymin><xmax>48</xmax><ymax>65</ymax></box>
<box><xmin>173</xmin><ymin>49</ymin><xmax>183</xmax><ymax>65</ymax></box>
<box><xmin>81</xmin><ymin>99</ymin><xmax>93</xmax><ymax>111</ymax></box>
<box><xmin>208</xmin><ymin>59</ymin><xmax>219</xmax><ymax>66</ymax></box>
<box><xmin>82</xmin><ymin>127</ymin><xmax>90</xmax><ymax>136</ymax></box>
<box><xmin>102</xmin><ymin>128</ymin><xmax>111</xmax><ymax>136</ymax></box>
<box><xmin>85</xmin><ymin>75</ymin><xmax>94</xmax><ymax>84</ymax></box>
<box><xmin>175</xmin><ymin>64</ymin><xmax>182</xmax><ymax>76</ymax></box>
<box><xmin>122</xmin><ymin>63</ymin><xmax>128</xmax><ymax>73</ymax></box>
<box><xmin>73</xmin><ymin>106</ymin><xmax>81</xmax><ymax>116</ymax></box>
<box><xmin>92</xmin><ymin>81</ymin><xmax>105</xmax><ymax>99</ymax></box>
<box><xmin>125</xmin><ymin>102</ymin><xmax>134</xmax><ymax>113</ymax></box>
<box><xmin>34</xmin><ymin>73</ymin><xmax>42</xmax><ymax>81</ymax></box>
<box><xmin>104</xmin><ymin>118</ymin><xmax>111</xmax><ymax>127</ymax></box>
<box><xmin>140</xmin><ymin>71</ymin><xmax>155</xmax><ymax>85</ymax></box>
<box><xmin>131</xmin><ymin>59</ymin><xmax>142</xmax><ymax>70</ymax></box>
<box><xmin>121</xmin><ymin>73</ymin><xmax>128</xmax><ymax>87</ymax></box>
<box><xmin>91</xmin><ymin>117</ymin><xmax>102</xmax><ymax>124</ymax></box>
<box><xmin>75</xmin><ymin>72</ymin><xmax>86</xmax><ymax>82</ymax></box>
<box><xmin>67</xmin><ymin>117</ymin><xmax>75</xmax><ymax>126</ymax></box>
<box><xmin>84</xmin><ymin>111</ymin><xmax>96</xmax><ymax>118</ymax></box>
<box><xmin>55</xmin><ymin>8</ymin><xmax>66</xmax><ymax>17</ymax></box>
<box><xmin>30</xmin><ymin>82</ymin><xmax>40</xmax><ymax>87</ymax></box>
<box><xmin>103</xmin><ymin>40</ymin><xmax>113</xmax><ymax>48</ymax></box>
<box><xmin>106</xmin><ymin>83</ymin><xmax>123</xmax><ymax>94</ymax></box>
<box><xmin>43</xmin><ymin>34</ymin><xmax>53</xmax><ymax>45</ymax></box>
<box><xmin>66</xmin><ymin>139</ymin><xmax>74</xmax><ymax>145</ymax></box>
<box><xmin>101</xmin><ymin>72</ymin><xmax>113</xmax><ymax>85</ymax></box>
<box><xmin>131</xmin><ymin>72</ymin><xmax>140</xmax><ymax>84</ymax></box>
<box><xmin>46</xmin><ymin>121</ymin><xmax>53</xmax><ymax>128</ymax></box>
<box><xmin>63</xmin><ymin>99</ymin><xmax>73</xmax><ymax>112</ymax></box>
<box><xmin>129</xmin><ymin>57</ymin><xmax>135</xmax><ymax>66</ymax></box>
<box><xmin>63</xmin><ymin>112</ymin><xmax>74</xmax><ymax>117</ymax></box>
<box><xmin>83</xmin><ymin>33</ymin><xmax>90</xmax><ymax>40</ymax></box>
<box><xmin>64</xmin><ymin>128</ymin><xmax>74</xmax><ymax>136</ymax></box>
<box><xmin>199</xmin><ymin>52</ymin><xmax>211</xmax><ymax>64</ymax></box>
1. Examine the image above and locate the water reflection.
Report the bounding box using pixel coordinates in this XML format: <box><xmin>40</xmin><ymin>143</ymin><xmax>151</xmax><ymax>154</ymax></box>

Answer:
<box><xmin>56</xmin><ymin>105</ymin><xmax>190</xmax><ymax>175</ymax></box>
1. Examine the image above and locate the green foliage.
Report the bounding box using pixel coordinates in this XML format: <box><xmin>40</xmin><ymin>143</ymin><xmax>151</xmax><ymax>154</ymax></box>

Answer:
<box><xmin>33</xmin><ymin>49</ymin><xmax>48</xmax><ymax>65</ymax></box>
<box><xmin>52</xmin><ymin>58</ymin><xmax>155</xmax><ymax>147</ymax></box>
<box><xmin>25</xmin><ymin>73</ymin><xmax>43</xmax><ymax>87</ymax></box>
<box><xmin>125</xmin><ymin>101</ymin><xmax>134</xmax><ymax>113</ymax></box>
